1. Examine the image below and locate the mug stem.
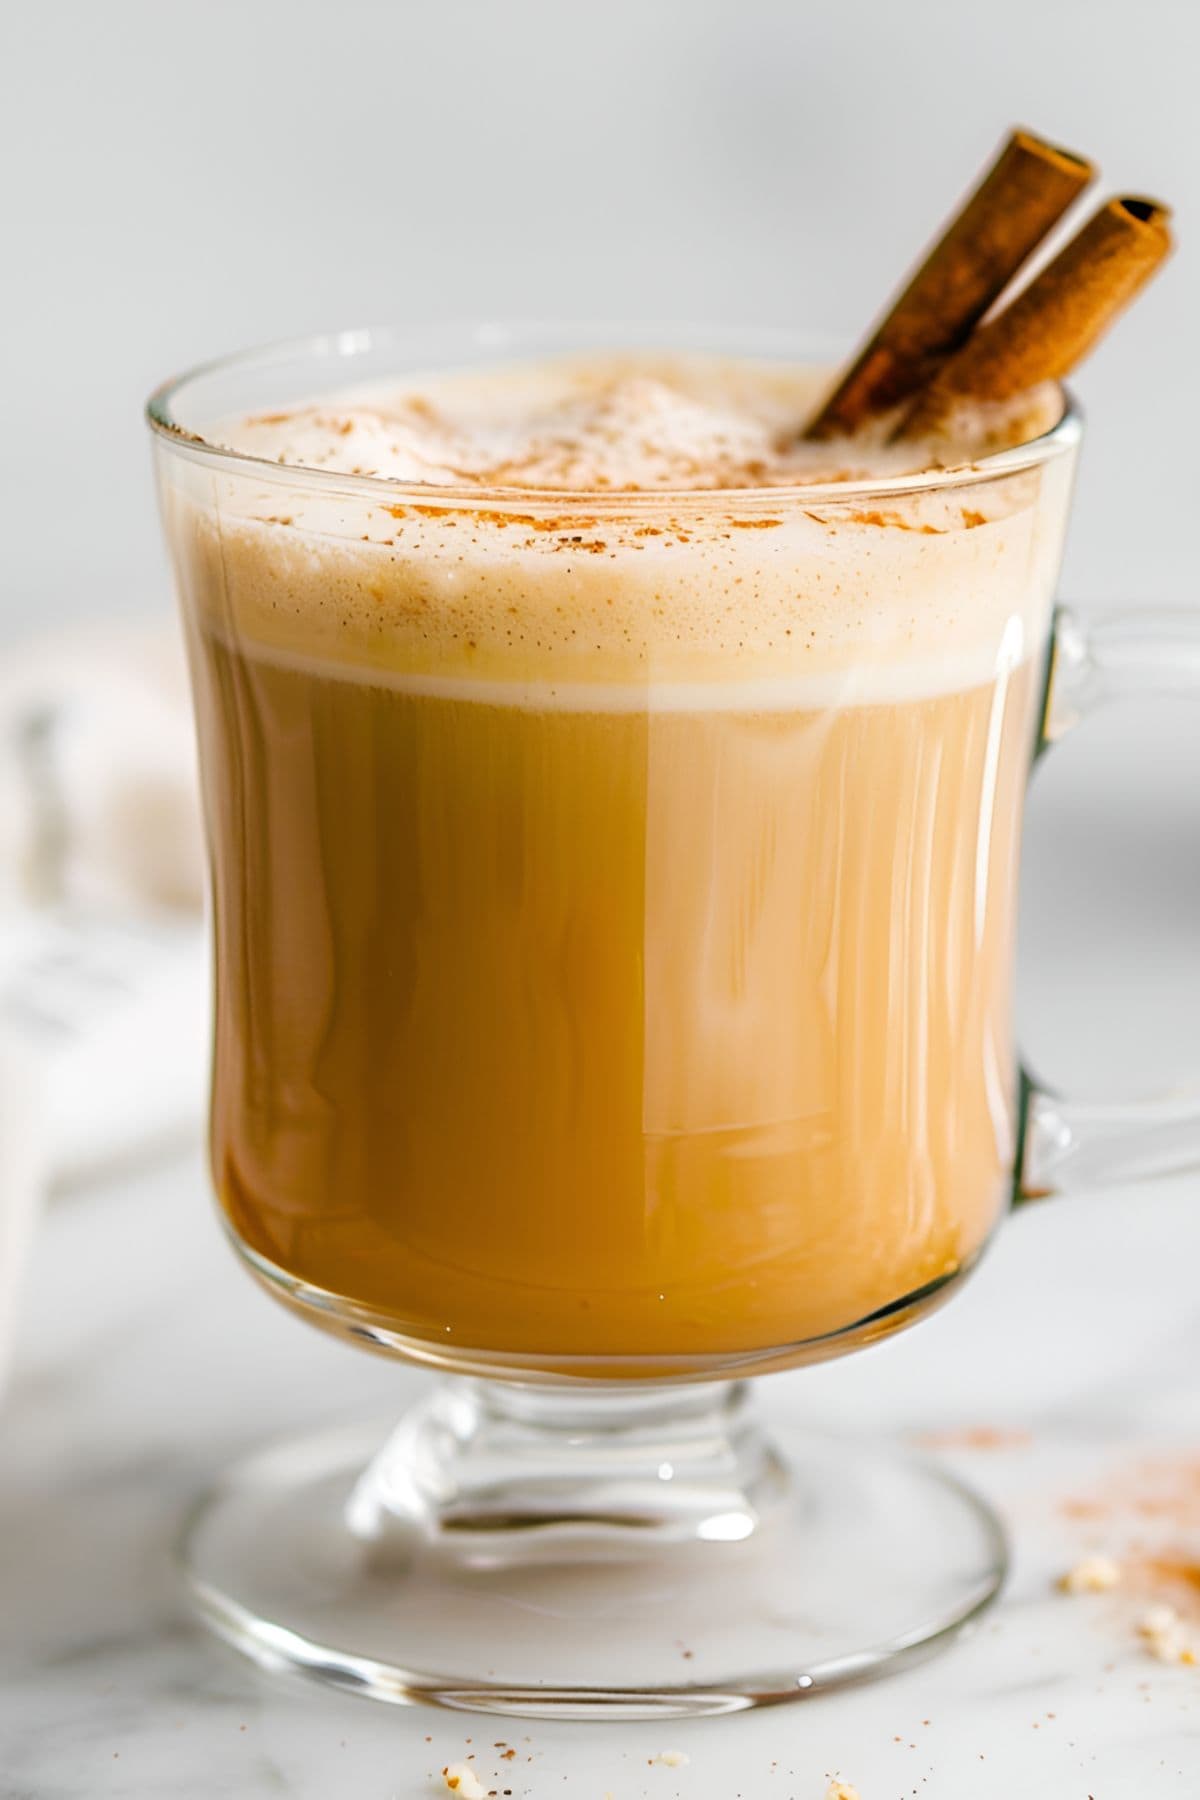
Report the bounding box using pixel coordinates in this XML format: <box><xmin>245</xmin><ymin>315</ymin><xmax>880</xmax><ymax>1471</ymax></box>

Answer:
<box><xmin>346</xmin><ymin>1377</ymin><xmax>788</xmax><ymax>1545</ymax></box>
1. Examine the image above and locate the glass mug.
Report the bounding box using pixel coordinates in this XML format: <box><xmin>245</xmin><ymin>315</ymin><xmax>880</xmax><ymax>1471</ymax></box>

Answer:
<box><xmin>148</xmin><ymin>325</ymin><xmax>1200</xmax><ymax>1716</ymax></box>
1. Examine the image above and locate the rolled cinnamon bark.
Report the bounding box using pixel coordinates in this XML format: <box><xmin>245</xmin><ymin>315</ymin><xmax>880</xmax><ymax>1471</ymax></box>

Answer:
<box><xmin>803</xmin><ymin>129</ymin><xmax>1093</xmax><ymax>439</ymax></box>
<box><xmin>892</xmin><ymin>196</ymin><xmax>1173</xmax><ymax>440</ymax></box>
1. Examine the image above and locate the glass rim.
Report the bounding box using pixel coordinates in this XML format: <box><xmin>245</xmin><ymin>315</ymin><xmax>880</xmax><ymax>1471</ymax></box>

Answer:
<box><xmin>145</xmin><ymin>320</ymin><xmax>1083</xmax><ymax>511</ymax></box>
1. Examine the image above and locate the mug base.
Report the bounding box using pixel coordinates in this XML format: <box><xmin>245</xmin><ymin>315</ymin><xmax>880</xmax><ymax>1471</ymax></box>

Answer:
<box><xmin>179</xmin><ymin>1385</ymin><xmax>1007</xmax><ymax>1719</ymax></box>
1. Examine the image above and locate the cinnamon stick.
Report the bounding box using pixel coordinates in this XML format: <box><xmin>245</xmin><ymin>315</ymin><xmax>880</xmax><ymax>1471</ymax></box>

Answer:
<box><xmin>893</xmin><ymin>196</ymin><xmax>1173</xmax><ymax>440</ymax></box>
<box><xmin>804</xmin><ymin>129</ymin><xmax>1094</xmax><ymax>440</ymax></box>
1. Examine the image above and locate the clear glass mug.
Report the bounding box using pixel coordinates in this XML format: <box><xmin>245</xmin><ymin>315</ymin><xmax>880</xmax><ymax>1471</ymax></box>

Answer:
<box><xmin>148</xmin><ymin>324</ymin><xmax>1200</xmax><ymax>1716</ymax></box>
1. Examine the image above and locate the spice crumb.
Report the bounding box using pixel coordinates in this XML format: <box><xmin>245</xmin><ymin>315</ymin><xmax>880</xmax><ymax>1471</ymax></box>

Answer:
<box><xmin>442</xmin><ymin>1765</ymin><xmax>486</xmax><ymax>1798</ymax></box>
<box><xmin>1137</xmin><ymin>1604</ymin><xmax>1199</xmax><ymax>1665</ymax></box>
<box><xmin>1059</xmin><ymin>1554</ymin><xmax>1122</xmax><ymax>1594</ymax></box>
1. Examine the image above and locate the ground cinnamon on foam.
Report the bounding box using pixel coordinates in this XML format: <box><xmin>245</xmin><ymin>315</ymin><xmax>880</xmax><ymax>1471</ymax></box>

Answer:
<box><xmin>217</xmin><ymin>352</ymin><xmax>1057</xmax><ymax>502</ymax></box>
<box><xmin>177</xmin><ymin>347</ymin><xmax>1073</xmax><ymax>709</ymax></box>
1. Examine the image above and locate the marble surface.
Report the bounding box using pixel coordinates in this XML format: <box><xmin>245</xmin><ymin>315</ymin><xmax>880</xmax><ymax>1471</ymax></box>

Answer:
<box><xmin>3</xmin><ymin>1144</ymin><xmax>1200</xmax><ymax>1799</ymax></box>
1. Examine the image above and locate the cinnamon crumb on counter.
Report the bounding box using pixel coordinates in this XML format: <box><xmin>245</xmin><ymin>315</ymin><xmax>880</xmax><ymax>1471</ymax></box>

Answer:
<box><xmin>916</xmin><ymin>1425</ymin><xmax>1032</xmax><ymax>1451</ymax></box>
<box><xmin>442</xmin><ymin>1765</ymin><xmax>486</xmax><ymax>1798</ymax></box>
<box><xmin>1058</xmin><ymin>1554</ymin><xmax>1123</xmax><ymax>1593</ymax></box>
<box><xmin>1137</xmin><ymin>1604</ymin><xmax>1198</xmax><ymax>1665</ymax></box>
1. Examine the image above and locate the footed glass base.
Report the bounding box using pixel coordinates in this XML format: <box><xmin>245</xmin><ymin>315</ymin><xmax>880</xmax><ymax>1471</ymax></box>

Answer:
<box><xmin>181</xmin><ymin>1380</ymin><xmax>1006</xmax><ymax>1718</ymax></box>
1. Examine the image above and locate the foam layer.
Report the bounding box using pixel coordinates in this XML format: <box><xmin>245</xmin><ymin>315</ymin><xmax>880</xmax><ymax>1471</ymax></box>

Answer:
<box><xmin>159</xmin><ymin>353</ymin><xmax>1075</xmax><ymax>700</ymax></box>
<box><xmin>223</xmin><ymin>620</ymin><xmax>1033</xmax><ymax>712</ymax></box>
<box><xmin>208</xmin><ymin>353</ymin><xmax>1057</xmax><ymax>491</ymax></box>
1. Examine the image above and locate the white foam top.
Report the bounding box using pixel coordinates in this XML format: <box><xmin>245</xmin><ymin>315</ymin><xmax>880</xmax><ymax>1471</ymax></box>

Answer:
<box><xmin>212</xmin><ymin>355</ymin><xmax>931</xmax><ymax>490</ymax></box>
<box><xmin>160</xmin><ymin>353</ymin><xmax>1074</xmax><ymax>705</ymax></box>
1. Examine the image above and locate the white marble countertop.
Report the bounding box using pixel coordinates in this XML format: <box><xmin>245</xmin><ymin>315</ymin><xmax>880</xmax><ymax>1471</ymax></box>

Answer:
<box><xmin>5</xmin><ymin>1140</ymin><xmax>1200</xmax><ymax>1799</ymax></box>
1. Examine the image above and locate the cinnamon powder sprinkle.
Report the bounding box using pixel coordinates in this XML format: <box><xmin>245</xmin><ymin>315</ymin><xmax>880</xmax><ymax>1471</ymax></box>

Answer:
<box><xmin>916</xmin><ymin>1425</ymin><xmax>1032</xmax><ymax>1451</ymax></box>
<box><xmin>846</xmin><ymin>508</ymin><xmax>945</xmax><ymax>534</ymax></box>
<box><xmin>1060</xmin><ymin>1454</ymin><xmax>1200</xmax><ymax>1532</ymax></box>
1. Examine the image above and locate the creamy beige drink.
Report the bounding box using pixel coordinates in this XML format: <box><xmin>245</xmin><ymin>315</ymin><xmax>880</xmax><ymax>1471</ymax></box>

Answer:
<box><xmin>161</xmin><ymin>355</ymin><xmax>1072</xmax><ymax>1369</ymax></box>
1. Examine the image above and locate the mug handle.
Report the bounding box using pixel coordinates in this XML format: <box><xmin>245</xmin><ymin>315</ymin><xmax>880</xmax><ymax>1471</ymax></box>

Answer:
<box><xmin>1018</xmin><ymin>605</ymin><xmax>1200</xmax><ymax>1198</ymax></box>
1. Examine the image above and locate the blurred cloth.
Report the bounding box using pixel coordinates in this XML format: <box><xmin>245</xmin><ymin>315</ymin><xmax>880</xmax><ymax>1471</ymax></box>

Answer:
<box><xmin>0</xmin><ymin>1031</ymin><xmax>43</xmax><ymax>1397</ymax></box>
<box><xmin>0</xmin><ymin>625</ymin><xmax>205</xmax><ymax>915</ymax></box>
<box><xmin>0</xmin><ymin>624</ymin><xmax>209</xmax><ymax>1198</ymax></box>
